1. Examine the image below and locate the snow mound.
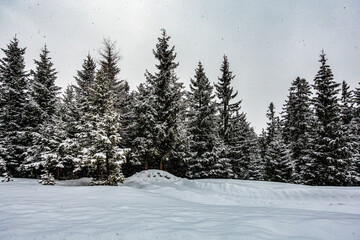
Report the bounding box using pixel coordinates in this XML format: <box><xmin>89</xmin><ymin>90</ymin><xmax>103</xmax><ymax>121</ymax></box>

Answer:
<box><xmin>125</xmin><ymin>170</ymin><xmax>180</xmax><ymax>188</ymax></box>
<box><xmin>125</xmin><ymin>171</ymin><xmax>360</xmax><ymax>213</ymax></box>
<box><xmin>56</xmin><ymin>177</ymin><xmax>93</xmax><ymax>186</ymax></box>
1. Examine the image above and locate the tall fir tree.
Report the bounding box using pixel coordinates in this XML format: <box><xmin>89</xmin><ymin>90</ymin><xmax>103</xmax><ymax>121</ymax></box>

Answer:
<box><xmin>99</xmin><ymin>39</ymin><xmax>132</xmax><ymax>149</ymax></box>
<box><xmin>306</xmin><ymin>50</ymin><xmax>349</xmax><ymax>186</ymax></box>
<box><xmin>129</xmin><ymin>83</ymin><xmax>157</xmax><ymax>169</ymax></box>
<box><xmin>0</xmin><ymin>37</ymin><xmax>31</xmax><ymax>176</ymax></box>
<box><xmin>215</xmin><ymin>55</ymin><xmax>241</xmax><ymax>144</ymax></box>
<box><xmin>137</xmin><ymin>30</ymin><xmax>187</xmax><ymax>176</ymax></box>
<box><xmin>340</xmin><ymin>81</ymin><xmax>359</xmax><ymax>185</ymax></box>
<box><xmin>19</xmin><ymin>45</ymin><xmax>61</xmax><ymax>177</ymax></box>
<box><xmin>84</xmin><ymin>70</ymin><xmax>126</xmax><ymax>185</ymax></box>
<box><xmin>281</xmin><ymin>77</ymin><xmax>313</xmax><ymax>183</ymax></box>
<box><xmin>186</xmin><ymin>62</ymin><xmax>224</xmax><ymax>178</ymax></box>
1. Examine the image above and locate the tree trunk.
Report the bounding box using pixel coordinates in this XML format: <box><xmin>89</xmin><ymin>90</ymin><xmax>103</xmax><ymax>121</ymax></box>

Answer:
<box><xmin>145</xmin><ymin>161</ymin><xmax>148</xmax><ymax>170</ymax></box>
<box><xmin>160</xmin><ymin>161</ymin><xmax>163</xmax><ymax>170</ymax></box>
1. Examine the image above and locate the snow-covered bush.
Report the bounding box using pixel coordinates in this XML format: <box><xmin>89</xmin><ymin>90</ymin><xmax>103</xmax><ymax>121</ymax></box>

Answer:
<box><xmin>38</xmin><ymin>171</ymin><xmax>56</xmax><ymax>185</ymax></box>
<box><xmin>1</xmin><ymin>172</ymin><xmax>13</xmax><ymax>182</ymax></box>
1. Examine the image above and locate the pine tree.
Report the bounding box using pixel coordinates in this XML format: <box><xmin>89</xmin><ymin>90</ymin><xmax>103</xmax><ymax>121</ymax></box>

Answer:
<box><xmin>19</xmin><ymin>45</ymin><xmax>61</xmax><ymax>177</ymax></box>
<box><xmin>341</xmin><ymin>81</ymin><xmax>360</xmax><ymax>185</ymax></box>
<box><xmin>264</xmin><ymin>122</ymin><xmax>292</xmax><ymax>182</ymax></box>
<box><xmin>263</xmin><ymin>103</ymin><xmax>292</xmax><ymax>182</ymax></box>
<box><xmin>99</xmin><ymin>39</ymin><xmax>132</xmax><ymax>149</ymax></box>
<box><xmin>0</xmin><ymin>37</ymin><xmax>31</xmax><ymax>176</ymax></box>
<box><xmin>55</xmin><ymin>85</ymin><xmax>83</xmax><ymax>178</ymax></box>
<box><xmin>282</xmin><ymin>77</ymin><xmax>313</xmax><ymax>183</ymax></box>
<box><xmin>227</xmin><ymin>110</ymin><xmax>258</xmax><ymax>179</ymax></box>
<box><xmin>139</xmin><ymin>30</ymin><xmax>187</xmax><ymax>176</ymax></box>
<box><xmin>186</xmin><ymin>62</ymin><xmax>224</xmax><ymax>178</ymax></box>
<box><xmin>85</xmin><ymin>70</ymin><xmax>126</xmax><ymax>185</ymax></box>
<box><xmin>215</xmin><ymin>55</ymin><xmax>241</xmax><ymax>144</ymax></box>
<box><xmin>129</xmin><ymin>82</ymin><xmax>157</xmax><ymax>168</ymax></box>
<box><xmin>340</xmin><ymin>80</ymin><xmax>354</xmax><ymax>125</ymax></box>
<box><xmin>307</xmin><ymin>50</ymin><xmax>349</xmax><ymax>186</ymax></box>
<box><xmin>74</xmin><ymin>54</ymin><xmax>96</xmax><ymax>115</ymax></box>
<box><xmin>352</xmin><ymin>83</ymin><xmax>360</xmax><ymax>183</ymax></box>
<box><xmin>30</xmin><ymin>45</ymin><xmax>61</xmax><ymax>122</ymax></box>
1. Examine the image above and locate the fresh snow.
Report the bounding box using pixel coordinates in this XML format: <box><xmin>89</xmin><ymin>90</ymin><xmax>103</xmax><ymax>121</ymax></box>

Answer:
<box><xmin>1</xmin><ymin>170</ymin><xmax>360</xmax><ymax>240</ymax></box>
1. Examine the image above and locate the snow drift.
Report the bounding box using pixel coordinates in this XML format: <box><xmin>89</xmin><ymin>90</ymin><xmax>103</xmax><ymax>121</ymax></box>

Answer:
<box><xmin>0</xmin><ymin>170</ymin><xmax>359</xmax><ymax>240</ymax></box>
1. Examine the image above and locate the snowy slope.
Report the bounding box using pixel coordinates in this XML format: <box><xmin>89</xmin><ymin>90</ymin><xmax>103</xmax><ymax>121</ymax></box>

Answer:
<box><xmin>0</xmin><ymin>170</ymin><xmax>359</xmax><ymax>240</ymax></box>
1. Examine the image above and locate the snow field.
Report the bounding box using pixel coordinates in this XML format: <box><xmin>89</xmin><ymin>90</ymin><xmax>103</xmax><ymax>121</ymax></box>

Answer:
<box><xmin>0</xmin><ymin>170</ymin><xmax>360</xmax><ymax>240</ymax></box>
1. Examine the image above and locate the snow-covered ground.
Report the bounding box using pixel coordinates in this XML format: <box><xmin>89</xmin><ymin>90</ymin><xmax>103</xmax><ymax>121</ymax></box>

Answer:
<box><xmin>1</xmin><ymin>170</ymin><xmax>360</xmax><ymax>240</ymax></box>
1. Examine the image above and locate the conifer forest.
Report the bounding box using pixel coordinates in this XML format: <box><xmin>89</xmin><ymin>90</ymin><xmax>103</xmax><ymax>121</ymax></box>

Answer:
<box><xmin>1</xmin><ymin>30</ymin><xmax>360</xmax><ymax>186</ymax></box>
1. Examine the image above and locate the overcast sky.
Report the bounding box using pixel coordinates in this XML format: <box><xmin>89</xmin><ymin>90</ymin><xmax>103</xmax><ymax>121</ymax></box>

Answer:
<box><xmin>1</xmin><ymin>0</ymin><xmax>359</xmax><ymax>132</ymax></box>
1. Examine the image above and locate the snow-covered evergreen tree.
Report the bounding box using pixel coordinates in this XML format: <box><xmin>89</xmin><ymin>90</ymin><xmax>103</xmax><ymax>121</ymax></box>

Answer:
<box><xmin>19</xmin><ymin>45</ymin><xmax>61</xmax><ymax>177</ymax></box>
<box><xmin>340</xmin><ymin>80</ymin><xmax>354</xmax><ymax>125</ymax></box>
<box><xmin>129</xmin><ymin>83</ymin><xmax>157</xmax><ymax>168</ymax></box>
<box><xmin>38</xmin><ymin>170</ymin><xmax>55</xmax><ymax>185</ymax></box>
<box><xmin>98</xmin><ymin>39</ymin><xmax>132</xmax><ymax>149</ymax></box>
<box><xmin>0</xmin><ymin>37</ymin><xmax>31</xmax><ymax>176</ymax></box>
<box><xmin>306</xmin><ymin>50</ymin><xmax>350</xmax><ymax>186</ymax></box>
<box><xmin>340</xmin><ymin>81</ymin><xmax>359</xmax><ymax>185</ymax></box>
<box><xmin>84</xmin><ymin>70</ymin><xmax>126</xmax><ymax>185</ymax></box>
<box><xmin>281</xmin><ymin>77</ymin><xmax>313</xmax><ymax>183</ymax></box>
<box><xmin>263</xmin><ymin>103</ymin><xmax>292</xmax><ymax>182</ymax></box>
<box><xmin>137</xmin><ymin>30</ymin><xmax>187</xmax><ymax>176</ymax></box>
<box><xmin>215</xmin><ymin>55</ymin><xmax>241</xmax><ymax>144</ymax></box>
<box><xmin>186</xmin><ymin>62</ymin><xmax>224</xmax><ymax>178</ymax></box>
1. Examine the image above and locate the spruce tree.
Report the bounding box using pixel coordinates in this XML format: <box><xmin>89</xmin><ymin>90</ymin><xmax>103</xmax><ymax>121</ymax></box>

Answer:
<box><xmin>263</xmin><ymin>103</ymin><xmax>292</xmax><ymax>182</ymax></box>
<box><xmin>99</xmin><ymin>39</ymin><xmax>132</xmax><ymax>149</ymax></box>
<box><xmin>74</xmin><ymin>54</ymin><xmax>96</xmax><ymax>115</ymax></box>
<box><xmin>215</xmin><ymin>55</ymin><xmax>241</xmax><ymax>144</ymax></box>
<box><xmin>340</xmin><ymin>80</ymin><xmax>354</xmax><ymax>125</ymax></box>
<box><xmin>129</xmin><ymin>82</ymin><xmax>157</xmax><ymax>169</ymax></box>
<box><xmin>85</xmin><ymin>70</ymin><xmax>126</xmax><ymax>185</ymax></box>
<box><xmin>282</xmin><ymin>77</ymin><xmax>313</xmax><ymax>183</ymax></box>
<box><xmin>186</xmin><ymin>62</ymin><xmax>223</xmax><ymax>178</ymax></box>
<box><xmin>30</xmin><ymin>45</ymin><xmax>61</xmax><ymax>122</ymax></box>
<box><xmin>341</xmin><ymin>81</ymin><xmax>360</xmax><ymax>185</ymax></box>
<box><xmin>0</xmin><ymin>37</ymin><xmax>30</xmax><ymax>176</ymax></box>
<box><xmin>140</xmin><ymin>30</ymin><xmax>187</xmax><ymax>176</ymax></box>
<box><xmin>19</xmin><ymin>45</ymin><xmax>61</xmax><ymax>177</ymax></box>
<box><xmin>307</xmin><ymin>50</ymin><xmax>349</xmax><ymax>186</ymax></box>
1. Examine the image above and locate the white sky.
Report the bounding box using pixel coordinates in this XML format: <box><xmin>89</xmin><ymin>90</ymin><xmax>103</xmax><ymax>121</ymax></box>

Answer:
<box><xmin>1</xmin><ymin>0</ymin><xmax>359</xmax><ymax>132</ymax></box>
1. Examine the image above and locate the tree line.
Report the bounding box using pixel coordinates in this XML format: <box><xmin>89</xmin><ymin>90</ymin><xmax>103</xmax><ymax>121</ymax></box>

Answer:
<box><xmin>0</xmin><ymin>30</ymin><xmax>359</xmax><ymax>186</ymax></box>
